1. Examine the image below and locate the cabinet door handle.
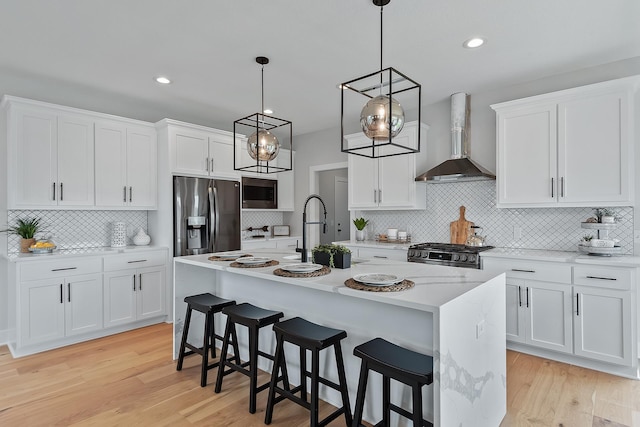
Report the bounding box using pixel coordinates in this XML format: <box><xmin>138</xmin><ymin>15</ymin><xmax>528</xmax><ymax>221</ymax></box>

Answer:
<box><xmin>526</xmin><ymin>287</ymin><xmax>529</xmax><ymax>308</ymax></box>
<box><xmin>53</xmin><ymin>182</ymin><xmax>56</xmax><ymax>201</ymax></box>
<box><xmin>60</xmin><ymin>284</ymin><xmax>63</xmax><ymax>304</ymax></box>
<box><xmin>123</xmin><ymin>186</ymin><xmax>127</xmax><ymax>203</ymax></box>
<box><xmin>512</xmin><ymin>269</ymin><xmax>535</xmax><ymax>273</ymax></box>
<box><xmin>560</xmin><ymin>176</ymin><xmax>564</xmax><ymax>197</ymax></box>
<box><xmin>586</xmin><ymin>275</ymin><xmax>617</xmax><ymax>281</ymax></box>
<box><xmin>51</xmin><ymin>267</ymin><xmax>77</xmax><ymax>272</ymax></box>
<box><xmin>551</xmin><ymin>177</ymin><xmax>554</xmax><ymax>198</ymax></box>
<box><xmin>127</xmin><ymin>259</ymin><xmax>148</xmax><ymax>264</ymax></box>
<box><xmin>60</xmin><ymin>182</ymin><xmax>64</xmax><ymax>201</ymax></box>
<box><xmin>373</xmin><ymin>189</ymin><xmax>377</xmax><ymax>203</ymax></box>
<box><xmin>517</xmin><ymin>285</ymin><xmax>522</xmax><ymax>307</ymax></box>
<box><xmin>129</xmin><ymin>186</ymin><xmax>132</xmax><ymax>203</ymax></box>
<box><xmin>576</xmin><ymin>292</ymin><xmax>580</xmax><ymax>316</ymax></box>
<box><xmin>139</xmin><ymin>273</ymin><xmax>142</xmax><ymax>290</ymax></box>
<box><xmin>210</xmin><ymin>158</ymin><xmax>214</xmax><ymax>172</ymax></box>
<box><xmin>68</xmin><ymin>283</ymin><xmax>71</xmax><ymax>302</ymax></box>
<box><xmin>373</xmin><ymin>255</ymin><xmax>388</xmax><ymax>259</ymax></box>
<box><xmin>133</xmin><ymin>274</ymin><xmax>136</xmax><ymax>291</ymax></box>
<box><xmin>378</xmin><ymin>189</ymin><xmax>382</xmax><ymax>203</ymax></box>
<box><xmin>205</xmin><ymin>157</ymin><xmax>209</xmax><ymax>171</ymax></box>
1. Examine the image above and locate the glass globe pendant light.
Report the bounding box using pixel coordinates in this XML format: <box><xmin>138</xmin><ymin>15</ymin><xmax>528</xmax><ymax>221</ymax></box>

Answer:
<box><xmin>233</xmin><ymin>56</ymin><xmax>292</xmax><ymax>174</ymax></box>
<box><xmin>340</xmin><ymin>0</ymin><xmax>421</xmax><ymax>159</ymax></box>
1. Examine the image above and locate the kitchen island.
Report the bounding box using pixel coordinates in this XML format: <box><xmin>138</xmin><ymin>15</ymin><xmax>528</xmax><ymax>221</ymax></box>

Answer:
<box><xmin>173</xmin><ymin>249</ymin><xmax>506</xmax><ymax>426</ymax></box>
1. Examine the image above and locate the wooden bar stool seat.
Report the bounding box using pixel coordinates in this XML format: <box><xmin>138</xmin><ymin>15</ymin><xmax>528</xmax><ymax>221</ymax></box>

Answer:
<box><xmin>265</xmin><ymin>316</ymin><xmax>352</xmax><ymax>427</ymax></box>
<box><xmin>214</xmin><ymin>302</ymin><xmax>285</xmax><ymax>414</ymax></box>
<box><xmin>352</xmin><ymin>337</ymin><xmax>434</xmax><ymax>427</ymax></box>
<box><xmin>176</xmin><ymin>293</ymin><xmax>236</xmax><ymax>387</ymax></box>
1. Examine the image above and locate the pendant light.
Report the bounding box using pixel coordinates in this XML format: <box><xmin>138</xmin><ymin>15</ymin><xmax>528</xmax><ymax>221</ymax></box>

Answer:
<box><xmin>340</xmin><ymin>0</ymin><xmax>421</xmax><ymax>158</ymax></box>
<box><xmin>234</xmin><ymin>56</ymin><xmax>292</xmax><ymax>174</ymax></box>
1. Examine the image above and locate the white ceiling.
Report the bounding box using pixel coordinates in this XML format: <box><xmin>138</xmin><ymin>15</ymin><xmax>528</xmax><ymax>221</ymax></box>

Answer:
<box><xmin>0</xmin><ymin>0</ymin><xmax>638</xmax><ymax>136</ymax></box>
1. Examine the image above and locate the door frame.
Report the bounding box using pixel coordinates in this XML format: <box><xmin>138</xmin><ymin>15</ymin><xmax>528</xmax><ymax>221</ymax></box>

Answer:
<box><xmin>308</xmin><ymin>162</ymin><xmax>348</xmax><ymax>250</ymax></box>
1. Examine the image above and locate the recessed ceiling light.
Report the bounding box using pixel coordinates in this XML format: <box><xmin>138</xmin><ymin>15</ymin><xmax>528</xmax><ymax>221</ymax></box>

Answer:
<box><xmin>155</xmin><ymin>76</ymin><xmax>171</xmax><ymax>84</ymax></box>
<box><xmin>463</xmin><ymin>37</ymin><xmax>485</xmax><ymax>49</ymax></box>
<box><xmin>263</xmin><ymin>109</ymin><xmax>273</xmax><ymax>115</ymax></box>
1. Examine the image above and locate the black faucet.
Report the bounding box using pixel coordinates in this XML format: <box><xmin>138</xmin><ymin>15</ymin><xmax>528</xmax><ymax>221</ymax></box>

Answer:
<box><xmin>296</xmin><ymin>194</ymin><xmax>328</xmax><ymax>262</ymax></box>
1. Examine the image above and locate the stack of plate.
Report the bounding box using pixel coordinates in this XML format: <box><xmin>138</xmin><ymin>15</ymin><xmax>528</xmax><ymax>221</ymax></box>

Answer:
<box><xmin>234</xmin><ymin>256</ymin><xmax>272</xmax><ymax>265</ymax></box>
<box><xmin>353</xmin><ymin>273</ymin><xmax>404</xmax><ymax>287</ymax></box>
<box><xmin>214</xmin><ymin>251</ymin><xmax>246</xmax><ymax>259</ymax></box>
<box><xmin>280</xmin><ymin>263</ymin><xmax>324</xmax><ymax>273</ymax></box>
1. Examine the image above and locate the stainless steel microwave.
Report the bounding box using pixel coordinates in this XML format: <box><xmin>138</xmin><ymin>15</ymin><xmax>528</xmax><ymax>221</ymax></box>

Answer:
<box><xmin>242</xmin><ymin>177</ymin><xmax>277</xmax><ymax>209</ymax></box>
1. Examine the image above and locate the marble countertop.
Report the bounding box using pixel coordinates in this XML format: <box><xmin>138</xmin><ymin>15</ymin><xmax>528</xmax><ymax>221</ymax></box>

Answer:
<box><xmin>5</xmin><ymin>245</ymin><xmax>169</xmax><ymax>262</ymax></box>
<box><xmin>174</xmin><ymin>248</ymin><xmax>500</xmax><ymax>312</ymax></box>
<box><xmin>482</xmin><ymin>247</ymin><xmax>640</xmax><ymax>267</ymax></box>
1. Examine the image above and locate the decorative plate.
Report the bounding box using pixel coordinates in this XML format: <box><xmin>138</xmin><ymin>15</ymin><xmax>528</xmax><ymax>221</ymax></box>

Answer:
<box><xmin>280</xmin><ymin>263</ymin><xmax>323</xmax><ymax>273</ymax></box>
<box><xmin>353</xmin><ymin>273</ymin><xmax>403</xmax><ymax>286</ymax></box>
<box><xmin>234</xmin><ymin>256</ymin><xmax>272</xmax><ymax>265</ymax></box>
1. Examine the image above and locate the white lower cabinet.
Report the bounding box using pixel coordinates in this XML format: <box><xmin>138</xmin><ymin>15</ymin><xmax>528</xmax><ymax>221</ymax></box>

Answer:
<box><xmin>13</xmin><ymin>249</ymin><xmax>168</xmax><ymax>356</ymax></box>
<box><xmin>342</xmin><ymin>245</ymin><xmax>408</xmax><ymax>262</ymax></box>
<box><xmin>484</xmin><ymin>257</ymin><xmax>637</xmax><ymax>372</ymax></box>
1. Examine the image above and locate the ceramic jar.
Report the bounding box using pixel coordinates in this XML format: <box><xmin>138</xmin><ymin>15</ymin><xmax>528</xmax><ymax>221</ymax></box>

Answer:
<box><xmin>111</xmin><ymin>222</ymin><xmax>127</xmax><ymax>248</ymax></box>
<box><xmin>133</xmin><ymin>228</ymin><xmax>151</xmax><ymax>246</ymax></box>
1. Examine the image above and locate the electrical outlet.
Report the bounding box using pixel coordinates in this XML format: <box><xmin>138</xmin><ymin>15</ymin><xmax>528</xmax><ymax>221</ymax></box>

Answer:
<box><xmin>513</xmin><ymin>226</ymin><xmax>522</xmax><ymax>240</ymax></box>
<box><xmin>476</xmin><ymin>320</ymin><xmax>486</xmax><ymax>339</ymax></box>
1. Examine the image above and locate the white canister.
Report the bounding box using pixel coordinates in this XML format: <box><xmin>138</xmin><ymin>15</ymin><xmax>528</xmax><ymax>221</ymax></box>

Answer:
<box><xmin>387</xmin><ymin>228</ymin><xmax>398</xmax><ymax>239</ymax></box>
<box><xmin>111</xmin><ymin>222</ymin><xmax>127</xmax><ymax>248</ymax></box>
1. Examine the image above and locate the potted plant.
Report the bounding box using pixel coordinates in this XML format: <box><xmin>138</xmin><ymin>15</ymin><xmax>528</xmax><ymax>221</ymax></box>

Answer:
<box><xmin>2</xmin><ymin>217</ymin><xmax>42</xmax><ymax>253</ymax></box>
<box><xmin>592</xmin><ymin>208</ymin><xmax>616</xmax><ymax>223</ymax></box>
<box><xmin>312</xmin><ymin>243</ymin><xmax>351</xmax><ymax>269</ymax></box>
<box><xmin>353</xmin><ymin>217</ymin><xmax>369</xmax><ymax>241</ymax></box>
<box><xmin>581</xmin><ymin>234</ymin><xmax>594</xmax><ymax>246</ymax></box>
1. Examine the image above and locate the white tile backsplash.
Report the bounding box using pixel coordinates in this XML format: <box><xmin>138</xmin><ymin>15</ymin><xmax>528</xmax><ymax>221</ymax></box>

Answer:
<box><xmin>241</xmin><ymin>211</ymin><xmax>284</xmax><ymax>237</ymax></box>
<box><xmin>356</xmin><ymin>181</ymin><xmax>634</xmax><ymax>254</ymax></box>
<box><xmin>7</xmin><ymin>210</ymin><xmax>148</xmax><ymax>253</ymax></box>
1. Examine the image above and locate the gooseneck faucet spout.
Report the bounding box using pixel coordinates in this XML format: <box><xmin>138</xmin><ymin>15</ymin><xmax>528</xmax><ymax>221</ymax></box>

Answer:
<box><xmin>297</xmin><ymin>194</ymin><xmax>328</xmax><ymax>262</ymax></box>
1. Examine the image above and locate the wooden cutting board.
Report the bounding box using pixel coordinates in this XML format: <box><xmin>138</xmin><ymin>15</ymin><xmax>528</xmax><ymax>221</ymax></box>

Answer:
<box><xmin>450</xmin><ymin>206</ymin><xmax>474</xmax><ymax>244</ymax></box>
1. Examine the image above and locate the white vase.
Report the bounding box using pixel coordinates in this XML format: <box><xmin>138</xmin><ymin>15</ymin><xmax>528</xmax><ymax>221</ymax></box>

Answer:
<box><xmin>111</xmin><ymin>222</ymin><xmax>127</xmax><ymax>247</ymax></box>
<box><xmin>355</xmin><ymin>229</ymin><xmax>365</xmax><ymax>241</ymax></box>
<box><xmin>132</xmin><ymin>228</ymin><xmax>151</xmax><ymax>246</ymax></box>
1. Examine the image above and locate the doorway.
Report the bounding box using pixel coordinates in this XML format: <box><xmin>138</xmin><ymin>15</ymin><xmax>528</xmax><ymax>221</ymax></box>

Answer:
<box><xmin>309</xmin><ymin>162</ymin><xmax>349</xmax><ymax>249</ymax></box>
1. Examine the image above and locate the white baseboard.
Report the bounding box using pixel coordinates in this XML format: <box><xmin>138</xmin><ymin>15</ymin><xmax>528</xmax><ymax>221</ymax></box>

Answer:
<box><xmin>0</xmin><ymin>328</ymin><xmax>14</xmax><ymax>346</ymax></box>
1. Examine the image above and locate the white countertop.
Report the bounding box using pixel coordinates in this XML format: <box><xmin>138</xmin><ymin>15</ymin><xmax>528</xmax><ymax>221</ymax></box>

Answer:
<box><xmin>482</xmin><ymin>247</ymin><xmax>640</xmax><ymax>267</ymax></box>
<box><xmin>5</xmin><ymin>245</ymin><xmax>168</xmax><ymax>262</ymax></box>
<box><xmin>174</xmin><ymin>248</ymin><xmax>500</xmax><ymax>312</ymax></box>
<box><xmin>332</xmin><ymin>240</ymin><xmax>411</xmax><ymax>250</ymax></box>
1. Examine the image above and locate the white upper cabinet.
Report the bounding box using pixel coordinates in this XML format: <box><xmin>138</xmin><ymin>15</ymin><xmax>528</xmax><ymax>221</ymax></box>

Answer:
<box><xmin>492</xmin><ymin>76</ymin><xmax>638</xmax><ymax>208</ymax></box>
<box><xmin>347</xmin><ymin>121</ymin><xmax>428</xmax><ymax>210</ymax></box>
<box><xmin>95</xmin><ymin>120</ymin><xmax>157</xmax><ymax>209</ymax></box>
<box><xmin>166</xmin><ymin>120</ymin><xmax>238</xmax><ymax>179</ymax></box>
<box><xmin>6</xmin><ymin>102</ymin><xmax>95</xmax><ymax>208</ymax></box>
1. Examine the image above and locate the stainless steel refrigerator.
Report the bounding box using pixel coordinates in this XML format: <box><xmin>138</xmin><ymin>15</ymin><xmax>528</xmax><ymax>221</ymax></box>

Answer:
<box><xmin>174</xmin><ymin>176</ymin><xmax>241</xmax><ymax>256</ymax></box>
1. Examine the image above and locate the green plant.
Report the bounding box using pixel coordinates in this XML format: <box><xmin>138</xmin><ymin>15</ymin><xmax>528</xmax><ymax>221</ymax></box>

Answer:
<box><xmin>312</xmin><ymin>244</ymin><xmax>351</xmax><ymax>268</ymax></box>
<box><xmin>1</xmin><ymin>217</ymin><xmax>42</xmax><ymax>239</ymax></box>
<box><xmin>592</xmin><ymin>208</ymin><xmax>615</xmax><ymax>222</ymax></box>
<box><xmin>352</xmin><ymin>217</ymin><xmax>369</xmax><ymax>231</ymax></box>
<box><xmin>582</xmin><ymin>234</ymin><xmax>594</xmax><ymax>242</ymax></box>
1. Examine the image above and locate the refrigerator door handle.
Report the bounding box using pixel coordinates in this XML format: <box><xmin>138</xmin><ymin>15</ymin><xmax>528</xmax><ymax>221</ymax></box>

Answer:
<box><xmin>208</xmin><ymin>185</ymin><xmax>219</xmax><ymax>252</ymax></box>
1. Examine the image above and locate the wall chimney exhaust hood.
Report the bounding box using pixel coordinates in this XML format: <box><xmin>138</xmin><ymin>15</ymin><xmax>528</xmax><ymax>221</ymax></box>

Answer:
<box><xmin>415</xmin><ymin>92</ymin><xmax>495</xmax><ymax>183</ymax></box>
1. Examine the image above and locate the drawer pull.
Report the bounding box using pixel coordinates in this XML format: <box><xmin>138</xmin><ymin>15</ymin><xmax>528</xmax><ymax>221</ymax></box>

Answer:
<box><xmin>51</xmin><ymin>267</ymin><xmax>78</xmax><ymax>272</ymax></box>
<box><xmin>139</xmin><ymin>273</ymin><xmax>142</xmax><ymax>290</ymax></box>
<box><xmin>512</xmin><ymin>269</ymin><xmax>535</xmax><ymax>273</ymax></box>
<box><xmin>526</xmin><ymin>287</ymin><xmax>529</xmax><ymax>308</ymax></box>
<box><xmin>576</xmin><ymin>293</ymin><xmax>580</xmax><ymax>316</ymax></box>
<box><xmin>127</xmin><ymin>260</ymin><xmax>148</xmax><ymax>264</ymax></box>
<box><xmin>60</xmin><ymin>284</ymin><xmax>63</xmax><ymax>304</ymax></box>
<box><xmin>373</xmin><ymin>255</ymin><xmax>388</xmax><ymax>259</ymax></box>
<box><xmin>68</xmin><ymin>283</ymin><xmax>71</xmax><ymax>302</ymax></box>
<box><xmin>133</xmin><ymin>274</ymin><xmax>136</xmax><ymax>291</ymax></box>
<box><xmin>518</xmin><ymin>286</ymin><xmax>522</xmax><ymax>307</ymax></box>
<box><xmin>586</xmin><ymin>275</ymin><xmax>617</xmax><ymax>281</ymax></box>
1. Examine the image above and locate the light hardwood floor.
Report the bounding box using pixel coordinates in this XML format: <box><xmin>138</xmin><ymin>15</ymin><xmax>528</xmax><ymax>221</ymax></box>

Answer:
<box><xmin>0</xmin><ymin>323</ymin><xmax>638</xmax><ymax>426</ymax></box>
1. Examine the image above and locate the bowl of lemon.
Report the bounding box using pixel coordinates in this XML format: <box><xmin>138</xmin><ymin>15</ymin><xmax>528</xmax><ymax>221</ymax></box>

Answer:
<box><xmin>29</xmin><ymin>240</ymin><xmax>57</xmax><ymax>254</ymax></box>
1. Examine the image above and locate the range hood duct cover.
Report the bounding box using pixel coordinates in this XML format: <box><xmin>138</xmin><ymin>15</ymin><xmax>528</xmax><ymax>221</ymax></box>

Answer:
<box><xmin>415</xmin><ymin>92</ymin><xmax>496</xmax><ymax>183</ymax></box>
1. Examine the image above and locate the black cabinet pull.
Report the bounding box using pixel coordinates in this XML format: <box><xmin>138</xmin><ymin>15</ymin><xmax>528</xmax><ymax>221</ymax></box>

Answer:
<box><xmin>60</xmin><ymin>182</ymin><xmax>64</xmax><ymax>201</ymax></box>
<box><xmin>51</xmin><ymin>267</ymin><xmax>77</xmax><ymax>272</ymax></box>
<box><xmin>561</xmin><ymin>176</ymin><xmax>564</xmax><ymax>197</ymax></box>
<box><xmin>68</xmin><ymin>283</ymin><xmax>71</xmax><ymax>302</ymax></box>
<box><xmin>123</xmin><ymin>186</ymin><xmax>127</xmax><ymax>203</ymax></box>
<box><xmin>586</xmin><ymin>275</ymin><xmax>617</xmax><ymax>281</ymax></box>
<box><xmin>60</xmin><ymin>284</ymin><xmax>63</xmax><ymax>304</ymax></box>
<box><xmin>129</xmin><ymin>186</ymin><xmax>132</xmax><ymax>203</ymax></box>
<box><xmin>133</xmin><ymin>274</ymin><xmax>136</xmax><ymax>291</ymax></box>
<box><xmin>139</xmin><ymin>273</ymin><xmax>142</xmax><ymax>290</ymax></box>
<box><xmin>576</xmin><ymin>293</ymin><xmax>580</xmax><ymax>316</ymax></box>
<box><xmin>517</xmin><ymin>286</ymin><xmax>522</xmax><ymax>307</ymax></box>
<box><xmin>526</xmin><ymin>287</ymin><xmax>529</xmax><ymax>308</ymax></box>
<box><xmin>53</xmin><ymin>182</ymin><xmax>56</xmax><ymax>201</ymax></box>
<box><xmin>512</xmin><ymin>269</ymin><xmax>535</xmax><ymax>273</ymax></box>
<box><xmin>127</xmin><ymin>260</ymin><xmax>147</xmax><ymax>264</ymax></box>
<box><xmin>551</xmin><ymin>177</ymin><xmax>554</xmax><ymax>198</ymax></box>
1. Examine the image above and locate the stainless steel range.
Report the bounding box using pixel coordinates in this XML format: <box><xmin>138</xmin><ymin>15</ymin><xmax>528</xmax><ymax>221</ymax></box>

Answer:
<box><xmin>407</xmin><ymin>242</ymin><xmax>494</xmax><ymax>269</ymax></box>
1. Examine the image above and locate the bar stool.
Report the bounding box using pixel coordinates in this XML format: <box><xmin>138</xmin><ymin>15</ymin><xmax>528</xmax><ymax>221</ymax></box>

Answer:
<box><xmin>176</xmin><ymin>293</ymin><xmax>236</xmax><ymax>387</ymax></box>
<box><xmin>214</xmin><ymin>302</ymin><xmax>286</xmax><ymax>414</ymax></box>
<box><xmin>352</xmin><ymin>337</ymin><xmax>434</xmax><ymax>427</ymax></box>
<box><xmin>264</xmin><ymin>316</ymin><xmax>352</xmax><ymax>427</ymax></box>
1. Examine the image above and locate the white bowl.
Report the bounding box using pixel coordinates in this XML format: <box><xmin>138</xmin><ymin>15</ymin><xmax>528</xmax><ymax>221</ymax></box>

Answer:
<box><xmin>590</xmin><ymin>239</ymin><xmax>615</xmax><ymax>248</ymax></box>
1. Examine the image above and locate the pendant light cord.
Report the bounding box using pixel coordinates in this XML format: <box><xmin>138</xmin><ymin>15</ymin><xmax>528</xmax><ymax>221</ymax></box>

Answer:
<box><xmin>379</xmin><ymin>4</ymin><xmax>384</xmax><ymax>91</ymax></box>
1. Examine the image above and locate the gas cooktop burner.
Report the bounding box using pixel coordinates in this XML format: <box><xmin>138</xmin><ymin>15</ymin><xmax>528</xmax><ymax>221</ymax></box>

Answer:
<box><xmin>407</xmin><ymin>242</ymin><xmax>494</xmax><ymax>269</ymax></box>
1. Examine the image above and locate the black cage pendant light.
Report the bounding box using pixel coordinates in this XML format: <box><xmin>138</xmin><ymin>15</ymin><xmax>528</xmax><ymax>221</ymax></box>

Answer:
<box><xmin>340</xmin><ymin>0</ymin><xmax>421</xmax><ymax>159</ymax></box>
<box><xmin>234</xmin><ymin>56</ymin><xmax>292</xmax><ymax>174</ymax></box>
